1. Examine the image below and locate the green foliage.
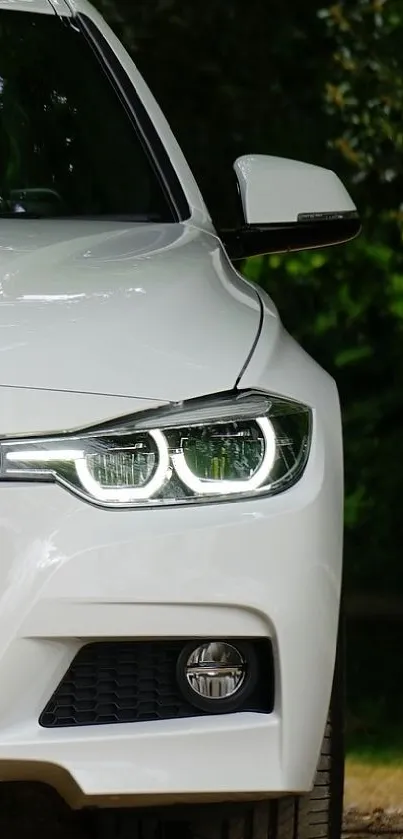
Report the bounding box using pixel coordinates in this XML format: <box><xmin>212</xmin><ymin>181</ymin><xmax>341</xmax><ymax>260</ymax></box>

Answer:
<box><xmin>321</xmin><ymin>1</ymin><xmax>403</xmax><ymax>196</ymax></box>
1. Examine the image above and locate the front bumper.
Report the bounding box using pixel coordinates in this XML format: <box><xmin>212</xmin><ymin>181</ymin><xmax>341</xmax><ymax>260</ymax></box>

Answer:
<box><xmin>0</xmin><ymin>391</ymin><xmax>343</xmax><ymax>807</ymax></box>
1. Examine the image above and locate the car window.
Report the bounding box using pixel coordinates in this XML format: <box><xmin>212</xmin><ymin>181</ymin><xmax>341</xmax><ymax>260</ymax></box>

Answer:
<box><xmin>0</xmin><ymin>10</ymin><xmax>173</xmax><ymax>221</ymax></box>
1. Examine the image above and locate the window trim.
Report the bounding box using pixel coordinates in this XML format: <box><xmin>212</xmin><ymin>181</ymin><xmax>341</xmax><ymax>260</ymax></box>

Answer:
<box><xmin>76</xmin><ymin>13</ymin><xmax>191</xmax><ymax>223</ymax></box>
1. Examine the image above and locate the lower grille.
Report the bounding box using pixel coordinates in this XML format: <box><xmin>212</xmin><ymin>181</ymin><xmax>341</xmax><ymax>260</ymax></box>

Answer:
<box><xmin>39</xmin><ymin>639</ymin><xmax>274</xmax><ymax>728</ymax></box>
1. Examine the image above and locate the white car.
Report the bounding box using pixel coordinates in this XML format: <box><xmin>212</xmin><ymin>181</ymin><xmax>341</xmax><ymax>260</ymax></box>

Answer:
<box><xmin>0</xmin><ymin>1</ymin><xmax>359</xmax><ymax>837</ymax></box>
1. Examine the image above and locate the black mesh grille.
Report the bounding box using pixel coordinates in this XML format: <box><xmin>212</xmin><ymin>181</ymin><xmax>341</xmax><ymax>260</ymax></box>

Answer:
<box><xmin>39</xmin><ymin>640</ymin><xmax>273</xmax><ymax>728</ymax></box>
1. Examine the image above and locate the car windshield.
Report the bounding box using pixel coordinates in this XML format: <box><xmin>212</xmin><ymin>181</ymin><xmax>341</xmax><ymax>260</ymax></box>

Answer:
<box><xmin>0</xmin><ymin>10</ymin><xmax>173</xmax><ymax>221</ymax></box>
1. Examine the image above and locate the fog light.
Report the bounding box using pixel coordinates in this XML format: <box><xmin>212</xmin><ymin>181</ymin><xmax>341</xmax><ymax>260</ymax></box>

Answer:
<box><xmin>177</xmin><ymin>641</ymin><xmax>257</xmax><ymax>713</ymax></box>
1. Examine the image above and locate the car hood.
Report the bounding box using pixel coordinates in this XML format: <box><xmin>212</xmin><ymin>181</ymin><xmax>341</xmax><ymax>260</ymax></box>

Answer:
<box><xmin>0</xmin><ymin>220</ymin><xmax>261</xmax><ymax>402</ymax></box>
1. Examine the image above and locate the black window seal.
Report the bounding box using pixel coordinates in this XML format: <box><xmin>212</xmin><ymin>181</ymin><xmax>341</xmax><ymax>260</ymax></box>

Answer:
<box><xmin>75</xmin><ymin>13</ymin><xmax>191</xmax><ymax>223</ymax></box>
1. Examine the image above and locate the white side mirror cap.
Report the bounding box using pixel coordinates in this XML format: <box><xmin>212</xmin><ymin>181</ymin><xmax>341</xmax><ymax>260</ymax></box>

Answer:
<box><xmin>234</xmin><ymin>154</ymin><xmax>357</xmax><ymax>225</ymax></box>
<box><xmin>221</xmin><ymin>154</ymin><xmax>361</xmax><ymax>259</ymax></box>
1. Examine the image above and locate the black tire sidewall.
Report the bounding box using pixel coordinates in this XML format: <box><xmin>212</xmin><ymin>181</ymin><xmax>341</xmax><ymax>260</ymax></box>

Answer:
<box><xmin>329</xmin><ymin>604</ymin><xmax>346</xmax><ymax>839</ymax></box>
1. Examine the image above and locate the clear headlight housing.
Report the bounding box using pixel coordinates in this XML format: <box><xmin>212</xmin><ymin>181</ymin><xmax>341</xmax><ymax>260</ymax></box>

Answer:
<box><xmin>0</xmin><ymin>391</ymin><xmax>312</xmax><ymax>508</ymax></box>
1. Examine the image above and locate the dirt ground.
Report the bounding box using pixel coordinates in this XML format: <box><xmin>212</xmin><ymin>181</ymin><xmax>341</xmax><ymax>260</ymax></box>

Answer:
<box><xmin>345</xmin><ymin>760</ymin><xmax>403</xmax><ymax>811</ymax></box>
<box><xmin>344</xmin><ymin>808</ymin><xmax>403</xmax><ymax>837</ymax></box>
<box><xmin>344</xmin><ymin>759</ymin><xmax>403</xmax><ymax>836</ymax></box>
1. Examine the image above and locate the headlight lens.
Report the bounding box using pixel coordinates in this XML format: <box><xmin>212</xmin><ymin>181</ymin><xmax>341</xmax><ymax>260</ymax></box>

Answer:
<box><xmin>0</xmin><ymin>391</ymin><xmax>311</xmax><ymax>507</ymax></box>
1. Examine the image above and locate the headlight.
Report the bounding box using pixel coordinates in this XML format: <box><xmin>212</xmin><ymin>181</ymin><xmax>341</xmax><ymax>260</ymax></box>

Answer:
<box><xmin>0</xmin><ymin>391</ymin><xmax>311</xmax><ymax>508</ymax></box>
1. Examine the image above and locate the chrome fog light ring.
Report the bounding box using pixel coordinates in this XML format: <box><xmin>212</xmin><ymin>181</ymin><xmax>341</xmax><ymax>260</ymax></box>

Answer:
<box><xmin>176</xmin><ymin>640</ymin><xmax>259</xmax><ymax>713</ymax></box>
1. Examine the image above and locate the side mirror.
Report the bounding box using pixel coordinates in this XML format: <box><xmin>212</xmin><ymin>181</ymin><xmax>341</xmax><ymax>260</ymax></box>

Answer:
<box><xmin>221</xmin><ymin>154</ymin><xmax>361</xmax><ymax>260</ymax></box>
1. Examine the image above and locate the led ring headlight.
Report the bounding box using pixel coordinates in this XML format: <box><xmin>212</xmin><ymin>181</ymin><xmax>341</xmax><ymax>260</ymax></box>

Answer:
<box><xmin>75</xmin><ymin>429</ymin><xmax>170</xmax><ymax>504</ymax></box>
<box><xmin>171</xmin><ymin>416</ymin><xmax>276</xmax><ymax>495</ymax></box>
<box><xmin>5</xmin><ymin>429</ymin><xmax>170</xmax><ymax>505</ymax></box>
<box><xmin>0</xmin><ymin>391</ymin><xmax>312</xmax><ymax>508</ymax></box>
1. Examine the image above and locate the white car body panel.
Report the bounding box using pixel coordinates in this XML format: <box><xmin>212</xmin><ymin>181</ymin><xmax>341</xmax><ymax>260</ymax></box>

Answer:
<box><xmin>0</xmin><ymin>221</ymin><xmax>261</xmax><ymax>402</ymax></box>
<box><xmin>0</xmin><ymin>0</ymin><xmax>345</xmax><ymax>810</ymax></box>
<box><xmin>0</xmin><ymin>387</ymin><xmax>165</xmax><ymax>436</ymax></box>
<box><xmin>0</xmin><ymin>326</ymin><xmax>343</xmax><ymax>805</ymax></box>
<box><xmin>0</xmin><ymin>338</ymin><xmax>341</xmax><ymax>802</ymax></box>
